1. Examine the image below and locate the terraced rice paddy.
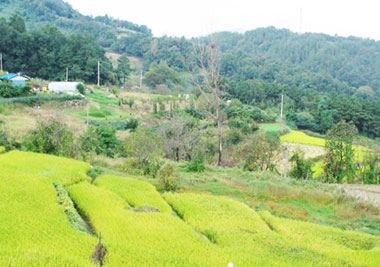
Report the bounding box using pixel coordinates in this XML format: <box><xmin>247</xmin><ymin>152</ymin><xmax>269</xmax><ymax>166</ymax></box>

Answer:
<box><xmin>0</xmin><ymin>151</ymin><xmax>379</xmax><ymax>266</ymax></box>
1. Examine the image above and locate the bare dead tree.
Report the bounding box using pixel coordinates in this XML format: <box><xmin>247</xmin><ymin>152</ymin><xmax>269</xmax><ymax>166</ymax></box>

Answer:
<box><xmin>192</xmin><ymin>37</ymin><xmax>223</xmax><ymax>166</ymax></box>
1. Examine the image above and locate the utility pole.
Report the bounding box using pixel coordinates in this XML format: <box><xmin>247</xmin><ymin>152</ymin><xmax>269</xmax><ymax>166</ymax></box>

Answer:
<box><xmin>65</xmin><ymin>67</ymin><xmax>68</xmax><ymax>82</ymax></box>
<box><xmin>0</xmin><ymin>53</ymin><xmax>3</xmax><ymax>72</ymax></box>
<box><xmin>139</xmin><ymin>69</ymin><xmax>143</xmax><ymax>89</ymax></box>
<box><xmin>280</xmin><ymin>94</ymin><xmax>284</xmax><ymax>118</ymax></box>
<box><xmin>97</xmin><ymin>61</ymin><xmax>100</xmax><ymax>86</ymax></box>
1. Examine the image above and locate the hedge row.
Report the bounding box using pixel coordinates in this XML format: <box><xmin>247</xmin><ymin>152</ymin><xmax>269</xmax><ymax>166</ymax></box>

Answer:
<box><xmin>0</xmin><ymin>95</ymin><xmax>83</xmax><ymax>104</ymax></box>
<box><xmin>88</xmin><ymin>118</ymin><xmax>138</xmax><ymax>130</ymax></box>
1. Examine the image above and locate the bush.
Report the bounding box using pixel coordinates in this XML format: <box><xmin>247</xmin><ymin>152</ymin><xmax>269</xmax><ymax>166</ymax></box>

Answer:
<box><xmin>0</xmin><ymin>80</ymin><xmax>32</xmax><ymax>98</ymax></box>
<box><xmin>87</xmin><ymin>166</ymin><xmax>104</xmax><ymax>184</ymax></box>
<box><xmin>23</xmin><ymin>119</ymin><xmax>79</xmax><ymax>158</ymax></box>
<box><xmin>359</xmin><ymin>152</ymin><xmax>380</xmax><ymax>184</ymax></box>
<box><xmin>76</xmin><ymin>83</ymin><xmax>85</xmax><ymax>95</ymax></box>
<box><xmin>124</xmin><ymin>128</ymin><xmax>163</xmax><ymax>174</ymax></box>
<box><xmin>157</xmin><ymin>163</ymin><xmax>179</xmax><ymax>191</ymax></box>
<box><xmin>239</xmin><ymin>132</ymin><xmax>281</xmax><ymax>172</ymax></box>
<box><xmin>95</xmin><ymin>126</ymin><xmax>120</xmax><ymax>157</ymax></box>
<box><xmin>88</xmin><ymin>118</ymin><xmax>138</xmax><ymax>131</ymax></box>
<box><xmin>228</xmin><ymin>118</ymin><xmax>259</xmax><ymax>135</ymax></box>
<box><xmin>323</xmin><ymin>121</ymin><xmax>358</xmax><ymax>183</ymax></box>
<box><xmin>0</xmin><ymin>94</ymin><xmax>82</xmax><ymax>105</ymax></box>
<box><xmin>226</xmin><ymin>128</ymin><xmax>243</xmax><ymax>145</ymax></box>
<box><xmin>289</xmin><ymin>151</ymin><xmax>314</xmax><ymax>180</ymax></box>
<box><xmin>186</xmin><ymin>153</ymin><xmax>205</xmax><ymax>172</ymax></box>
<box><xmin>0</xmin><ymin>128</ymin><xmax>17</xmax><ymax>151</ymax></box>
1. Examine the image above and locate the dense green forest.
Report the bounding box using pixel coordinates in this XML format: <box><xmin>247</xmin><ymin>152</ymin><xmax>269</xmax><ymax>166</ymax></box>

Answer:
<box><xmin>0</xmin><ymin>15</ymin><xmax>133</xmax><ymax>84</ymax></box>
<box><xmin>1</xmin><ymin>0</ymin><xmax>380</xmax><ymax>137</ymax></box>
<box><xmin>0</xmin><ymin>0</ymin><xmax>151</xmax><ymax>47</ymax></box>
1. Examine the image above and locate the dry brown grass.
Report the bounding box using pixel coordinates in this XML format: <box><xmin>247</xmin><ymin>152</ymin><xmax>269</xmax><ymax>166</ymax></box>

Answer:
<box><xmin>0</xmin><ymin>104</ymin><xmax>87</xmax><ymax>138</ymax></box>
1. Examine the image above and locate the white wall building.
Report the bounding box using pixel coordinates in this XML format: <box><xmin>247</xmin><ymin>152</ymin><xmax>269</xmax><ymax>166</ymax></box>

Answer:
<box><xmin>48</xmin><ymin>82</ymin><xmax>83</xmax><ymax>93</ymax></box>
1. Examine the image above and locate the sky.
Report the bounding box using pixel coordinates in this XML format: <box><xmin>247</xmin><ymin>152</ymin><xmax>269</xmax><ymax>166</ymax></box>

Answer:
<box><xmin>65</xmin><ymin>0</ymin><xmax>380</xmax><ymax>40</ymax></box>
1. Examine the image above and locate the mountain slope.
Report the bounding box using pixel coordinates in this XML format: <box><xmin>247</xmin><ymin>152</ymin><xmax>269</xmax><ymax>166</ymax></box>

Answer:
<box><xmin>0</xmin><ymin>0</ymin><xmax>151</xmax><ymax>47</ymax></box>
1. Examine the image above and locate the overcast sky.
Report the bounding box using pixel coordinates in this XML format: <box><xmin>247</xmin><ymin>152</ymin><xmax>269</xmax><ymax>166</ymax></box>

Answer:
<box><xmin>65</xmin><ymin>0</ymin><xmax>380</xmax><ymax>40</ymax></box>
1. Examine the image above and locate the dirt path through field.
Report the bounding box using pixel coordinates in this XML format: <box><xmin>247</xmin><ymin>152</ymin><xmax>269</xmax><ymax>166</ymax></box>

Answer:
<box><xmin>336</xmin><ymin>184</ymin><xmax>380</xmax><ymax>207</ymax></box>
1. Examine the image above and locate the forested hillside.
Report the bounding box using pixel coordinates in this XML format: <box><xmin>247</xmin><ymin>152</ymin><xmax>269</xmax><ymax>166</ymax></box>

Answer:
<box><xmin>1</xmin><ymin>0</ymin><xmax>380</xmax><ymax>137</ymax></box>
<box><xmin>0</xmin><ymin>0</ymin><xmax>151</xmax><ymax>47</ymax></box>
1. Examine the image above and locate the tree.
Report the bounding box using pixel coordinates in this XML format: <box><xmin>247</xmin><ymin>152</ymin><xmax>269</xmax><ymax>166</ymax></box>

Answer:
<box><xmin>144</xmin><ymin>62</ymin><xmax>179</xmax><ymax>89</ymax></box>
<box><xmin>289</xmin><ymin>150</ymin><xmax>314</xmax><ymax>179</ymax></box>
<box><xmin>23</xmin><ymin>119</ymin><xmax>78</xmax><ymax>158</ymax></box>
<box><xmin>157</xmin><ymin>115</ymin><xmax>200</xmax><ymax>161</ymax></box>
<box><xmin>323</xmin><ymin>120</ymin><xmax>358</xmax><ymax>183</ymax></box>
<box><xmin>193</xmin><ymin>37</ymin><xmax>224</xmax><ymax>166</ymax></box>
<box><xmin>239</xmin><ymin>132</ymin><xmax>281</xmax><ymax>172</ymax></box>
<box><xmin>124</xmin><ymin>128</ymin><xmax>163</xmax><ymax>166</ymax></box>
<box><xmin>116</xmin><ymin>55</ymin><xmax>131</xmax><ymax>85</ymax></box>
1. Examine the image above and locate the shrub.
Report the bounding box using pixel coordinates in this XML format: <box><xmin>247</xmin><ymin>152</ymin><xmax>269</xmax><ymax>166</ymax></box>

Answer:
<box><xmin>157</xmin><ymin>163</ymin><xmax>179</xmax><ymax>191</ymax></box>
<box><xmin>95</xmin><ymin>126</ymin><xmax>120</xmax><ymax>157</ymax></box>
<box><xmin>323</xmin><ymin>120</ymin><xmax>358</xmax><ymax>183</ymax></box>
<box><xmin>359</xmin><ymin>152</ymin><xmax>380</xmax><ymax>184</ymax></box>
<box><xmin>23</xmin><ymin>119</ymin><xmax>79</xmax><ymax>158</ymax></box>
<box><xmin>239</xmin><ymin>132</ymin><xmax>281</xmax><ymax>172</ymax></box>
<box><xmin>226</xmin><ymin>128</ymin><xmax>243</xmax><ymax>145</ymax></box>
<box><xmin>0</xmin><ymin>80</ymin><xmax>32</xmax><ymax>98</ymax></box>
<box><xmin>289</xmin><ymin>151</ymin><xmax>314</xmax><ymax>179</ymax></box>
<box><xmin>186</xmin><ymin>153</ymin><xmax>205</xmax><ymax>172</ymax></box>
<box><xmin>88</xmin><ymin>118</ymin><xmax>139</xmax><ymax>131</ymax></box>
<box><xmin>0</xmin><ymin>128</ymin><xmax>16</xmax><ymax>151</ymax></box>
<box><xmin>87</xmin><ymin>166</ymin><xmax>104</xmax><ymax>184</ymax></box>
<box><xmin>124</xmin><ymin>128</ymin><xmax>163</xmax><ymax>176</ymax></box>
<box><xmin>0</xmin><ymin>94</ymin><xmax>82</xmax><ymax>105</ymax></box>
<box><xmin>228</xmin><ymin>118</ymin><xmax>259</xmax><ymax>135</ymax></box>
<box><xmin>76</xmin><ymin>83</ymin><xmax>85</xmax><ymax>95</ymax></box>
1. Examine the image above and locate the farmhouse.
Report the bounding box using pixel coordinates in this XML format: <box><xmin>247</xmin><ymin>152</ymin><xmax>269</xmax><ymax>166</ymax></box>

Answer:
<box><xmin>48</xmin><ymin>81</ymin><xmax>82</xmax><ymax>93</ymax></box>
<box><xmin>0</xmin><ymin>73</ymin><xmax>30</xmax><ymax>87</ymax></box>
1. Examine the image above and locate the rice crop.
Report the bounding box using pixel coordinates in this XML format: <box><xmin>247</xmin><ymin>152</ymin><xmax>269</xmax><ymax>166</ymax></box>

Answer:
<box><xmin>164</xmin><ymin>192</ymin><xmax>349</xmax><ymax>266</ymax></box>
<box><xmin>94</xmin><ymin>174</ymin><xmax>172</xmax><ymax>213</ymax></box>
<box><xmin>1</xmin><ymin>149</ymin><xmax>379</xmax><ymax>266</ymax></box>
<box><xmin>0</xmin><ymin>166</ymin><xmax>96</xmax><ymax>266</ymax></box>
<box><xmin>259</xmin><ymin>210</ymin><xmax>380</xmax><ymax>266</ymax></box>
<box><xmin>281</xmin><ymin>130</ymin><xmax>326</xmax><ymax>146</ymax></box>
<box><xmin>0</xmin><ymin>151</ymin><xmax>90</xmax><ymax>185</ymax></box>
<box><xmin>68</xmin><ymin>182</ymin><xmax>228</xmax><ymax>266</ymax></box>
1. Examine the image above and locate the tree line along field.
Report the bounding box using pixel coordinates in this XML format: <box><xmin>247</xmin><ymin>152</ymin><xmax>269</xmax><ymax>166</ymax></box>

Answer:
<box><xmin>0</xmin><ymin>150</ymin><xmax>379</xmax><ymax>266</ymax></box>
<box><xmin>280</xmin><ymin>130</ymin><xmax>370</xmax><ymax>178</ymax></box>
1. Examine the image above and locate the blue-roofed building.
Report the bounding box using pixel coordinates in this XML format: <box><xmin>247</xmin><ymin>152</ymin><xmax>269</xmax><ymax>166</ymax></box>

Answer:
<box><xmin>0</xmin><ymin>73</ymin><xmax>30</xmax><ymax>87</ymax></box>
